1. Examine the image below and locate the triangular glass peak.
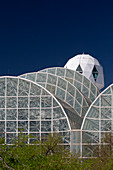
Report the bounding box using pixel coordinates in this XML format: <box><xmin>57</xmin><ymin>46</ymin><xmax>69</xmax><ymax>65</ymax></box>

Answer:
<box><xmin>76</xmin><ymin>64</ymin><xmax>83</xmax><ymax>74</ymax></box>
<box><xmin>92</xmin><ymin>66</ymin><xmax>98</xmax><ymax>81</ymax></box>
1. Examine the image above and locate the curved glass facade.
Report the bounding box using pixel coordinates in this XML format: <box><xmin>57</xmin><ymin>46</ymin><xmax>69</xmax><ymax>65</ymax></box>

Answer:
<box><xmin>37</xmin><ymin>67</ymin><xmax>100</xmax><ymax>102</ymax></box>
<box><xmin>0</xmin><ymin>77</ymin><xmax>71</xmax><ymax>146</ymax></box>
<box><xmin>81</xmin><ymin>85</ymin><xmax>113</xmax><ymax>157</ymax></box>
<box><xmin>19</xmin><ymin>72</ymin><xmax>89</xmax><ymax>118</ymax></box>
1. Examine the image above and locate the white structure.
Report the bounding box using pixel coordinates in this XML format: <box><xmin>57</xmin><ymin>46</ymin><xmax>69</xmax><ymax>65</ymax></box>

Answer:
<box><xmin>64</xmin><ymin>54</ymin><xmax>104</xmax><ymax>90</ymax></box>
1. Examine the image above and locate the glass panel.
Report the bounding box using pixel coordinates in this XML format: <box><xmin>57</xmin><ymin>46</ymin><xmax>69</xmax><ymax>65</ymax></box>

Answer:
<box><xmin>59</xmin><ymin>119</ymin><xmax>69</xmax><ymax>131</ymax></box>
<box><xmin>74</xmin><ymin>101</ymin><xmax>81</xmax><ymax>115</ymax></box>
<box><xmin>0</xmin><ymin>78</ymin><xmax>5</xmax><ymax>96</ymax></box>
<box><xmin>30</xmin><ymin>109</ymin><xmax>40</xmax><ymax>120</ymax></box>
<box><xmin>53</xmin><ymin>107</ymin><xmax>65</xmax><ymax>119</ymax></box>
<box><xmin>30</xmin><ymin>97</ymin><xmax>40</xmax><ymax>108</ymax></box>
<box><xmin>66</xmin><ymin>69</ymin><xmax>74</xmax><ymax>78</ymax></box>
<box><xmin>0</xmin><ymin>97</ymin><xmax>5</xmax><ymax>108</ymax></box>
<box><xmin>53</xmin><ymin>98</ymin><xmax>59</xmax><ymax>107</ymax></box>
<box><xmin>41</xmin><ymin>96</ymin><xmax>52</xmax><ymax>107</ymax></box>
<box><xmin>101</xmin><ymin>95</ymin><xmax>111</xmax><ymax>106</ymax></box>
<box><xmin>82</xmin><ymin>131</ymin><xmax>99</xmax><ymax>143</ymax></box>
<box><xmin>41</xmin><ymin>121</ymin><xmax>51</xmax><ymax>131</ymax></box>
<box><xmin>18</xmin><ymin>109</ymin><xmax>28</xmax><ymax>120</ymax></box>
<box><xmin>36</xmin><ymin>73</ymin><xmax>47</xmax><ymax>83</ymax></box>
<box><xmin>46</xmin><ymin>84</ymin><xmax>55</xmax><ymax>94</ymax></box>
<box><xmin>0</xmin><ymin>109</ymin><xmax>5</xmax><ymax>120</ymax></box>
<box><xmin>7</xmin><ymin>121</ymin><xmax>16</xmax><ymax>132</ymax></box>
<box><xmin>30</xmin><ymin>84</ymin><xmax>41</xmax><ymax>95</ymax></box>
<box><xmin>56</xmin><ymin>87</ymin><xmax>65</xmax><ymax>100</ymax></box>
<box><xmin>74</xmin><ymin>81</ymin><xmax>81</xmax><ymax>91</ymax></box>
<box><xmin>83</xmin><ymin>119</ymin><xmax>99</xmax><ymax>131</ymax></box>
<box><xmin>47</xmin><ymin>74</ymin><xmax>57</xmax><ymax>85</ymax></box>
<box><xmin>65</xmin><ymin>77</ymin><xmax>73</xmax><ymax>84</ymax></box>
<box><xmin>27</xmin><ymin>73</ymin><xmax>36</xmax><ymax>82</ymax></box>
<box><xmin>83</xmin><ymin>99</ymin><xmax>88</xmax><ymax>107</ymax></box>
<box><xmin>101</xmin><ymin>108</ymin><xmax>111</xmax><ymax>119</ymax></box>
<box><xmin>67</xmin><ymin>83</ymin><xmax>75</xmax><ymax>96</ymax></box>
<box><xmin>90</xmin><ymin>92</ymin><xmax>95</xmax><ymax>102</ymax></box>
<box><xmin>18</xmin><ymin>97</ymin><xmax>28</xmax><ymax>108</ymax></box>
<box><xmin>7</xmin><ymin>78</ymin><xmax>17</xmax><ymax>96</ymax></box>
<box><xmin>53</xmin><ymin>120</ymin><xmax>59</xmax><ymax>131</ymax></box>
<box><xmin>41</xmin><ymin>89</ymin><xmax>49</xmax><ymax>95</ymax></box>
<box><xmin>91</xmin><ymin>83</ymin><xmax>96</xmax><ymax>95</ymax></box>
<box><xmin>30</xmin><ymin>121</ymin><xmax>40</xmax><ymax>132</ymax></box>
<box><xmin>66</xmin><ymin>93</ymin><xmax>74</xmax><ymax>106</ymax></box>
<box><xmin>41</xmin><ymin>109</ymin><xmax>51</xmax><ymax>119</ymax></box>
<box><xmin>82</xmin><ymin>107</ymin><xmax>88</xmax><ymax>117</ymax></box>
<box><xmin>18</xmin><ymin>79</ymin><xmax>30</xmax><ymax>96</ymax></box>
<box><xmin>0</xmin><ymin>122</ymin><xmax>5</xmax><ymax>132</ymax></box>
<box><xmin>83</xmin><ymin>77</ymin><xmax>90</xmax><ymax>88</ymax></box>
<box><xmin>101</xmin><ymin>120</ymin><xmax>111</xmax><ymax>131</ymax></box>
<box><xmin>56</xmin><ymin>68</ymin><xmax>65</xmax><ymax>77</ymax></box>
<box><xmin>71</xmin><ymin>131</ymin><xmax>80</xmax><ymax>143</ymax></box>
<box><xmin>82</xmin><ymin>86</ymin><xmax>89</xmax><ymax>97</ymax></box>
<box><xmin>94</xmin><ymin>97</ymin><xmax>99</xmax><ymax>106</ymax></box>
<box><xmin>48</xmin><ymin>68</ymin><xmax>56</xmax><ymax>74</ymax></box>
<box><xmin>87</xmin><ymin>107</ymin><xmax>99</xmax><ymax>118</ymax></box>
<box><xmin>18</xmin><ymin>121</ymin><xmax>28</xmax><ymax>132</ymax></box>
<box><xmin>75</xmin><ymin>72</ymin><xmax>82</xmax><ymax>82</ymax></box>
<box><xmin>7</xmin><ymin>97</ymin><xmax>17</xmax><ymax>108</ymax></box>
<box><xmin>76</xmin><ymin>90</ymin><xmax>82</xmax><ymax>105</ymax></box>
<box><xmin>57</xmin><ymin>77</ymin><xmax>66</xmax><ymax>90</ymax></box>
<box><xmin>7</xmin><ymin>109</ymin><xmax>17</xmax><ymax>120</ymax></box>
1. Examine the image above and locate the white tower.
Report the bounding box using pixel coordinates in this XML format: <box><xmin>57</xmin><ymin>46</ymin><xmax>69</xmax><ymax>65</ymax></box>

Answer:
<box><xmin>64</xmin><ymin>54</ymin><xmax>104</xmax><ymax>90</ymax></box>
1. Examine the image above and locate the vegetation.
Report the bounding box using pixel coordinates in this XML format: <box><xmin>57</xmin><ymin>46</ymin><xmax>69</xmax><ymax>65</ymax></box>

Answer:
<box><xmin>0</xmin><ymin>133</ymin><xmax>113</xmax><ymax>169</ymax></box>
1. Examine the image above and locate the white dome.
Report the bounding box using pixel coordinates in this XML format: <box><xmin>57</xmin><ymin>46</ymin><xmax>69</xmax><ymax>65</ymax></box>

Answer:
<box><xmin>64</xmin><ymin>54</ymin><xmax>104</xmax><ymax>90</ymax></box>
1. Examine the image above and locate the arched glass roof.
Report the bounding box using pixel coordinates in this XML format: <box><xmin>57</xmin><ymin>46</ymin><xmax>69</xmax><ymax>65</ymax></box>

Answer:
<box><xmin>19</xmin><ymin>72</ymin><xmax>89</xmax><ymax>118</ymax></box>
<box><xmin>56</xmin><ymin>97</ymin><xmax>83</xmax><ymax>129</ymax></box>
<box><xmin>0</xmin><ymin>76</ymin><xmax>71</xmax><ymax>144</ymax></box>
<box><xmin>81</xmin><ymin>84</ymin><xmax>113</xmax><ymax>157</ymax></box>
<box><xmin>36</xmin><ymin>67</ymin><xmax>100</xmax><ymax>102</ymax></box>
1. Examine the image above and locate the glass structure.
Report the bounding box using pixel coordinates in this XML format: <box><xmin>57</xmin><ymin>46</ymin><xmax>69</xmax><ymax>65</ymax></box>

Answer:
<box><xmin>80</xmin><ymin>84</ymin><xmax>113</xmax><ymax>158</ymax></box>
<box><xmin>21</xmin><ymin>67</ymin><xmax>100</xmax><ymax>103</ymax></box>
<box><xmin>20</xmin><ymin>71</ymin><xmax>89</xmax><ymax>118</ymax></box>
<box><xmin>0</xmin><ymin>53</ymin><xmax>112</xmax><ymax>158</ymax></box>
<box><xmin>0</xmin><ymin>77</ymin><xmax>71</xmax><ymax>146</ymax></box>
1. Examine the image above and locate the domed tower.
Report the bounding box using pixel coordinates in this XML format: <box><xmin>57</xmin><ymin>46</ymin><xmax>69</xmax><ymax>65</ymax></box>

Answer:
<box><xmin>64</xmin><ymin>54</ymin><xmax>104</xmax><ymax>90</ymax></box>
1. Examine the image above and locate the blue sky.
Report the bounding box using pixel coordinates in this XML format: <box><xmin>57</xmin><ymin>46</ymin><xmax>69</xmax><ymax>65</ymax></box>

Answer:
<box><xmin>0</xmin><ymin>0</ymin><xmax>113</xmax><ymax>89</ymax></box>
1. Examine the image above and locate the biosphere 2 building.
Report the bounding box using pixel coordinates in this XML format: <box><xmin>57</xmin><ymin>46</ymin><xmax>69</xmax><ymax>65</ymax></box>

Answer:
<box><xmin>0</xmin><ymin>53</ymin><xmax>112</xmax><ymax>158</ymax></box>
